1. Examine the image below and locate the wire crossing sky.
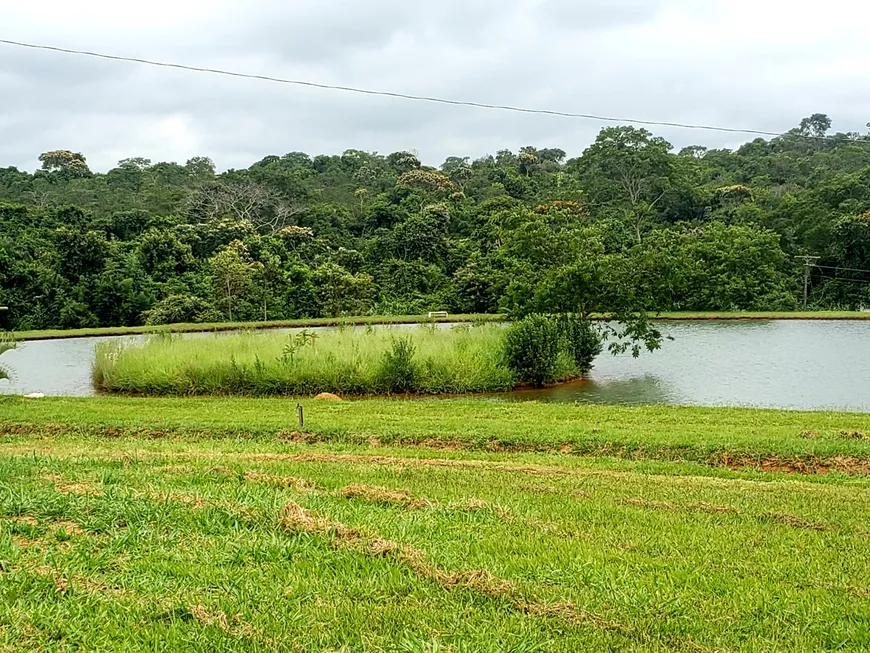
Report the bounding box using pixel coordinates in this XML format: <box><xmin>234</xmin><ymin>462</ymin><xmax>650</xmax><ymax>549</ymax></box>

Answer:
<box><xmin>0</xmin><ymin>38</ymin><xmax>838</xmax><ymax>142</ymax></box>
<box><xmin>3</xmin><ymin>0</ymin><xmax>869</xmax><ymax>171</ymax></box>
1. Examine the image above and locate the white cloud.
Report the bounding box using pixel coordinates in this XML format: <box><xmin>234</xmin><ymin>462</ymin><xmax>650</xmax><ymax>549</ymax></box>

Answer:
<box><xmin>2</xmin><ymin>0</ymin><xmax>869</xmax><ymax>172</ymax></box>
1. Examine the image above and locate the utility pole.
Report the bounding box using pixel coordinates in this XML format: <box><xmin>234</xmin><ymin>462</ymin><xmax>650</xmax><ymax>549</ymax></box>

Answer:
<box><xmin>797</xmin><ymin>256</ymin><xmax>820</xmax><ymax>310</ymax></box>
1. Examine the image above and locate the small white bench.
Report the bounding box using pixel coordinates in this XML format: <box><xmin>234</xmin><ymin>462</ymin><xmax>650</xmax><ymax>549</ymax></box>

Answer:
<box><xmin>427</xmin><ymin>311</ymin><xmax>449</xmax><ymax>319</ymax></box>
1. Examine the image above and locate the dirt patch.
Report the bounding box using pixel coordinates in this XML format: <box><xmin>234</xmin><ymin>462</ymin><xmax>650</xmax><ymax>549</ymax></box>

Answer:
<box><xmin>6</xmin><ymin>516</ymin><xmax>39</xmax><ymax>527</ymax></box>
<box><xmin>186</xmin><ymin>604</ymin><xmax>265</xmax><ymax>640</ymax></box>
<box><xmin>845</xmin><ymin>586</ymin><xmax>870</xmax><ymax>598</ymax></box>
<box><xmin>189</xmin><ymin>604</ymin><xmax>231</xmax><ymax>632</ymax></box>
<box><xmin>340</xmin><ymin>485</ymin><xmax>430</xmax><ymax>510</ymax></box>
<box><xmin>145</xmin><ymin>491</ymin><xmax>207</xmax><ymax>509</ymax></box>
<box><xmin>840</xmin><ymin>431</ymin><xmax>866</xmax><ymax>440</ymax></box>
<box><xmin>244</xmin><ymin>471</ymin><xmax>318</xmax><ymax>492</ymax></box>
<box><xmin>718</xmin><ymin>454</ymin><xmax>870</xmax><ymax>476</ymax></box>
<box><xmin>276</xmin><ymin>431</ymin><xmax>322</xmax><ymax>445</ymax></box>
<box><xmin>32</xmin><ymin>566</ymin><xmax>69</xmax><ymax>593</ymax></box>
<box><xmin>60</xmin><ymin>482</ymin><xmax>102</xmax><ymax>496</ymax></box>
<box><xmin>42</xmin><ymin>474</ymin><xmax>104</xmax><ymax>497</ymax></box>
<box><xmin>13</xmin><ymin>536</ymin><xmax>44</xmax><ymax>550</ymax></box>
<box><xmin>51</xmin><ymin>521</ymin><xmax>86</xmax><ymax>537</ymax></box>
<box><xmin>801</xmin><ymin>431</ymin><xmax>819</xmax><ymax>440</ymax></box>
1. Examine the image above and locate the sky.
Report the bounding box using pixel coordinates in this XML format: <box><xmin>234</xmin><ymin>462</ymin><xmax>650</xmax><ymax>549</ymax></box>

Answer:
<box><xmin>2</xmin><ymin>0</ymin><xmax>870</xmax><ymax>172</ymax></box>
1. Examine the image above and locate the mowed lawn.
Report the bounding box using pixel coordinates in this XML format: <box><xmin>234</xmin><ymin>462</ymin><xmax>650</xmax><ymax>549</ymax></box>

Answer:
<box><xmin>1</xmin><ymin>399</ymin><xmax>870</xmax><ymax>650</ymax></box>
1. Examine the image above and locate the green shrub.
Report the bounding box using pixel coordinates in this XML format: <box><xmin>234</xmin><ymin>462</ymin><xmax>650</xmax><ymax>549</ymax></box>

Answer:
<box><xmin>503</xmin><ymin>314</ymin><xmax>561</xmax><ymax>387</ymax></box>
<box><xmin>377</xmin><ymin>336</ymin><xmax>417</xmax><ymax>394</ymax></box>
<box><xmin>279</xmin><ymin>330</ymin><xmax>318</xmax><ymax>366</ymax></box>
<box><xmin>557</xmin><ymin>315</ymin><xmax>603</xmax><ymax>375</ymax></box>
<box><xmin>143</xmin><ymin>294</ymin><xmax>218</xmax><ymax>326</ymax></box>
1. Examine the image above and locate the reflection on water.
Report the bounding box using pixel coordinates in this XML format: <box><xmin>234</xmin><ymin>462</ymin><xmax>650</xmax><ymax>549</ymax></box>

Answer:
<box><xmin>3</xmin><ymin>320</ymin><xmax>870</xmax><ymax>411</ymax></box>
<box><xmin>494</xmin><ymin>375</ymin><xmax>675</xmax><ymax>406</ymax></box>
<box><xmin>510</xmin><ymin>320</ymin><xmax>870</xmax><ymax>411</ymax></box>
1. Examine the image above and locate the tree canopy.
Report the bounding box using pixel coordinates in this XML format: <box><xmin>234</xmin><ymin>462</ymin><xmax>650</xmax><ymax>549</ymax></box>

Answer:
<box><xmin>2</xmin><ymin>114</ymin><xmax>870</xmax><ymax>331</ymax></box>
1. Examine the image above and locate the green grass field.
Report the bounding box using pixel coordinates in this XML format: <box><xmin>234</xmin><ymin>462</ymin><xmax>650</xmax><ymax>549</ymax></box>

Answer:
<box><xmin>2</xmin><ymin>398</ymin><xmax>870</xmax><ymax>651</ymax></box>
<box><xmin>15</xmin><ymin>311</ymin><xmax>870</xmax><ymax>342</ymax></box>
<box><xmin>5</xmin><ymin>396</ymin><xmax>870</xmax><ymax>469</ymax></box>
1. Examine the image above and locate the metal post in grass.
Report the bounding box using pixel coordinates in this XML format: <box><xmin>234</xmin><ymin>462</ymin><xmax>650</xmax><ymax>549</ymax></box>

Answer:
<box><xmin>297</xmin><ymin>403</ymin><xmax>304</xmax><ymax>429</ymax></box>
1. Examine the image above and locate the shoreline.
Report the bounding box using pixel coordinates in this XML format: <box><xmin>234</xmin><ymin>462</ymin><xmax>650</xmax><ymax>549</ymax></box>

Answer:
<box><xmin>13</xmin><ymin>310</ymin><xmax>870</xmax><ymax>341</ymax></box>
<box><xmin>14</xmin><ymin>314</ymin><xmax>503</xmax><ymax>341</ymax></box>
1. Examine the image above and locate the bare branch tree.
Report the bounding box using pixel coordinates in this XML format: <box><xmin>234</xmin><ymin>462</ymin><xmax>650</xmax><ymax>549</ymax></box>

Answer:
<box><xmin>188</xmin><ymin>180</ymin><xmax>307</xmax><ymax>235</ymax></box>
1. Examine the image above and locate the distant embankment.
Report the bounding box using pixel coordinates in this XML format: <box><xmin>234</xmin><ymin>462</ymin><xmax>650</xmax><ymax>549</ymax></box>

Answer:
<box><xmin>15</xmin><ymin>311</ymin><xmax>870</xmax><ymax>342</ymax></box>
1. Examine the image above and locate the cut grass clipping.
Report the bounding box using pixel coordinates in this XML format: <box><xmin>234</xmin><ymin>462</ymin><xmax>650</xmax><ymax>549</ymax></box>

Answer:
<box><xmin>93</xmin><ymin>323</ymin><xmax>584</xmax><ymax>396</ymax></box>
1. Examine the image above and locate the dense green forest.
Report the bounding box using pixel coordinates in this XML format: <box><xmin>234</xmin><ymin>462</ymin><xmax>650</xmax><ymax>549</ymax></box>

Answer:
<box><xmin>2</xmin><ymin>113</ymin><xmax>870</xmax><ymax>331</ymax></box>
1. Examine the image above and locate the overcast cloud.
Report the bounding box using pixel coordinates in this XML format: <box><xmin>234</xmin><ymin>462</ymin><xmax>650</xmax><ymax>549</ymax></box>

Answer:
<box><xmin>3</xmin><ymin>0</ymin><xmax>870</xmax><ymax>172</ymax></box>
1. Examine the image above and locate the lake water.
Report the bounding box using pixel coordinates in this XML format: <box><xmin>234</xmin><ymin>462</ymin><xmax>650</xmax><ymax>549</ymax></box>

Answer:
<box><xmin>1</xmin><ymin>321</ymin><xmax>869</xmax><ymax>411</ymax></box>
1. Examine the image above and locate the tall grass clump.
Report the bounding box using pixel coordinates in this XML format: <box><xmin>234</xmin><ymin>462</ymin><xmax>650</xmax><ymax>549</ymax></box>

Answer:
<box><xmin>94</xmin><ymin>324</ymin><xmax>522</xmax><ymax>397</ymax></box>
<box><xmin>376</xmin><ymin>336</ymin><xmax>417</xmax><ymax>393</ymax></box>
<box><xmin>0</xmin><ymin>332</ymin><xmax>16</xmax><ymax>381</ymax></box>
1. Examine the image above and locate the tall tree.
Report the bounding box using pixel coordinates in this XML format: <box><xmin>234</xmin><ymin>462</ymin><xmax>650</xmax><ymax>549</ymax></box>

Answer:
<box><xmin>575</xmin><ymin>126</ymin><xmax>677</xmax><ymax>243</ymax></box>
<box><xmin>209</xmin><ymin>241</ymin><xmax>256</xmax><ymax>321</ymax></box>
<box><xmin>38</xmin><ymin>150</ymin><xmax>91</xmax><ymax>178</ymax></box>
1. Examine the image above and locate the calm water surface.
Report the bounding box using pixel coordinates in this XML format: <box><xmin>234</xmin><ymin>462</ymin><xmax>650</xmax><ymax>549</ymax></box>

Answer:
<box><xmin>2</xmin><ymin>321</ymin><xmax>869</xmax><ymax>411</ymax></box>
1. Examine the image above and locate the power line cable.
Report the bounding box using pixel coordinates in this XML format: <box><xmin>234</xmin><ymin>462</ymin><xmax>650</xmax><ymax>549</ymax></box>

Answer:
<box><xmin>815</xmin><ymin>273</ymin><xmax>870</xmax><ymax>285</ymax></box>
<box><xmin>813</xmin><ymin>264</ymin><xmax>870</xmax><ymax>275</ymax></box>
<box><xmin>2</xmin><ymin>37</ymin><xmax>867</xmax><ymax>144</ymax></box>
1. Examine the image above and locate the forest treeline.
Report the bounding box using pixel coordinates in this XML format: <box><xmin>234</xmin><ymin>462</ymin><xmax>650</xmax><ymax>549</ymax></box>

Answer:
<box><xmin>2</xmin><ymin>113</ymin><xmax>870</xmax><ymax>331</ymax></box>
